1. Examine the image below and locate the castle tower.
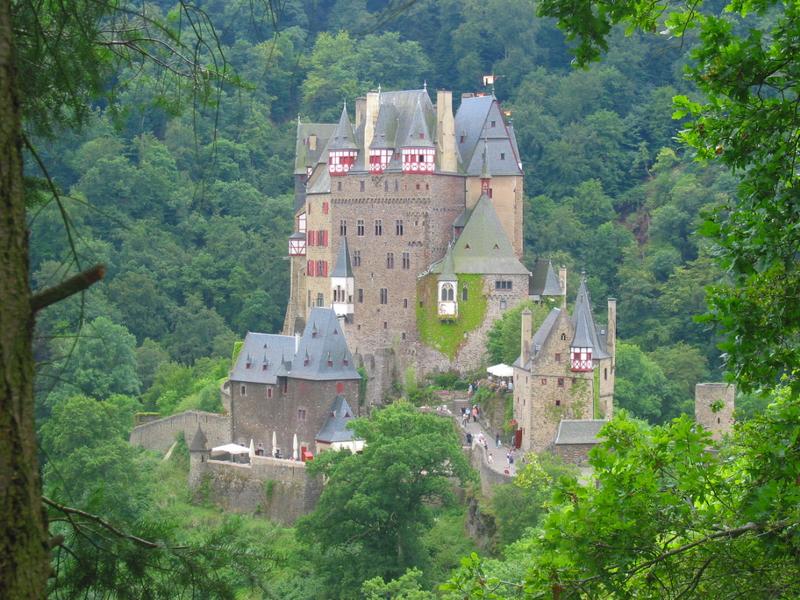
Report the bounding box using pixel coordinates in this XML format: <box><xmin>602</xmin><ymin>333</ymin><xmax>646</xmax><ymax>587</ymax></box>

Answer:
<box><xmin>328</xmin><ymin>104</ymin><xmax>358</xmax><ymax>176</ymax></box>
<box><xmin>188</xmin><ymin>425</ymin><xmax>209</xmax><ymax>491</ymax></box>
<box><xmin>695</xmin><ymin>383</ymin><xmax>735</xmax><ymax>441</ymax></box>
<box><xmin>331</xmin><ymin>236</ymin><xmax>354</xmax><ymax>318</ymax></box>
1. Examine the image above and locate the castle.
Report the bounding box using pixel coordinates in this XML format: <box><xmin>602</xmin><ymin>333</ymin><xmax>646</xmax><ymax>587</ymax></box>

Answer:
<box><xmin>512</xmin><ymin>272</ymin><xmax>616</xmax><ymax>455</ymax></box>
<box><xmin>282</xmin><ymin>88</ymin><xmax>529</xmax><ymax>388</ymax></box>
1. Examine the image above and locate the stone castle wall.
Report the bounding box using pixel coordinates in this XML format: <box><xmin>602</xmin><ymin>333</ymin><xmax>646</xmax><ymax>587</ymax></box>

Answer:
<box><xmin>130</xmin><ymin>411</ymin><xmax>231</xmax><ymax>453</ymax></box>
<box><xmin>197</xmin><ymin>456</ymin><xmax>322</xmax><ymax>525</ymax></box>
<box><xmin>468</xmin><ymin>444</ymin><xmax>511</xmax><ymax>499</ymax></box>
<box><xmin>553</xmin><ymin>443</ymin><xmax>595</xmax><ymax>466</ymax></box>
<box><xmin>695</xmin><ymin>383</ymin><xmax>735</xmax><ymax>441</ymax></box>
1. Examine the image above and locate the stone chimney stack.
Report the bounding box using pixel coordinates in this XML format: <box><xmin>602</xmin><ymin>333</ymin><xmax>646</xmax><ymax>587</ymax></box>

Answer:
<box><xmin>558</xmin><ymin>266</ymin><xmax>567</xmax><ymax>307</ymax></box>
<box><xmin>355</xmin><ymin>96</ymin><xmax>366</xmax><ymax>130</ymax></box>
<box><xmin>436</xmin><ymin>90</ymin><xmax>457</xmax><ymax>172</ymax></box>
<box><xmin>521</xmin><ymin>308</ymin><xmax>532</xmax><ymax>366</ymax></box>
<box><xmin>364</xmin><ymin>91</ymin><xmax>380</xmax><ymax>156</ymax></box>
<box><xmin>607</xmin><ymin>298</ymin><xmax>617</xmax><ymax>367</ymax></box>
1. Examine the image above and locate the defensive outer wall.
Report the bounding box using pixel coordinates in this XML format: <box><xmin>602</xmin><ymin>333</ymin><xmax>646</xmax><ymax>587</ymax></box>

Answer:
<box><xmin>195</xmin><ymin>457</ymin><xmax>322</xmax><ymax>526</ymax></box>
<box><xmin>129</xmin><ymin>411</ymin><xmax>232</xmax><ymax>452</ymax></box>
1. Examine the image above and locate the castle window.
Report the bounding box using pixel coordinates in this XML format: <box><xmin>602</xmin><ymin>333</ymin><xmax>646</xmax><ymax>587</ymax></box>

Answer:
<box><xmin>386</xmin><ymin>252</ymin><xmax>394</xmax><ymax>269</ymax></box>
<box><xmin>316</xmin><ymin>260</ymin><xmax>328</xmax><ymax>276</ymax></box>
<box><xmin>307</xmin><ymin>231</ymin><xmax>316</xmax><ymax>246</ymax></box>
<box><xmin>337</xmin><ymin>181</ymin><xmax>342</xmax><ymax>191</ymax></box>
<box><xmin>403</xmin><ymin>298</ymin><xmax>408</xmax><ymax>308</ymax></box>
<box><xmin>555</xmin><ymin>353</ymin><xmax>561</xmax><ymax>362</ymax></box>
<box><xmin>384</xmin><ymin>180</ymin><xmax>389</xmax><ymax>192</ymax></box>
<box><xmin>462</xmin><ymin>286</ymin><xmax>468</xmax><ymax>301</ymax></box>
<box><xmin>357</xmin><ymin>219</ymin><xmax>364</xmax><ymax>236</ymax></box>
<box><xmin>337</xmin><ymin>382</ymin><xmax>344</xmax><ymax>393</ymax></box>
<box><xmin>558</xmin><ymin>378</ymin><xmax>564</xmax><ymax>388</ymax></box>
<box><xmin>360</xmin><ymin>180</ymin><xmax>365</xmax><ymax>191</ymax></box>
<box><xmin>375</xmin><ymin>219</ymin><xmax>383</xmax><ymax>236</ymax></box>
<box><xmin>460</xmin><ymin>135</ymin><xmax>465</xmax><ymax>143</ymax></box>
<box><xmin>396</xmin><ymin>220</ymin><xmax>404</xmax><ymax>235</ymax></box>
<box><xmin>500</xmin><ymin>152</ymin><xmax>505</xmax><ymax>160</ymax></box>
<box><xmin>353</xmin><ymin>250</ymin><xmax>361</xmax><ymax>267</ymax></box>
<box><xmin>282</xmin><ymin>378</ymin><xmax>288</xmax><ymax>393</ymax></box>
<box><xmin>327</xmin><ymin>357</ymin><xmax>333</xmax><ymax>367</ymax></box>
<box><xmin>358</xmin><ymin>288</ymin><xmax>363</xmax><ymax>303</ymax></box>
<box><xmin>402</xmin><ymin>252</ymin><xmax>410</xmax><ymax>269</ymax></box>
<box><xmin>395</xmin><ymin>180</ymin><xmax>399</xmax><ymax>191</ymax></box>
<box><xmin>491</xmin><ymin>120</ymin><xmax>496</xmax><ymax>127</ymax></box>
<box><xmin>323</xmin><ymin>202</ymin><xmax>329</xmax><ymax>214</ymax></box>
<box><xmin>500</xmin><ymin>299</ymin><xmax>507</xmax><ymax>310</ymax></box>
<box><xmin>384</xmin><ymin>321</ymin><xmax>388</xmax><ymax>329</ymax></box>
<box><xmin>561</xmin><ymin>333</ymin><xmax>566</xmax><ymax>341</ymax></box>
<box><xmin>240</xmin><ymin>384</ymin><xmax>246</xmax><ymax>396</ymax></box>
<box><xmin>419</xmin><ymin>132</ymin><xmax>425</xmax><ymax>139</ymax></box>
<box><xmin>307</xmin><ymin>260</ymin><xmax>315</xmax><ymax>276</ymax></box>
<box><xmin>267</xmin><ymin>387</ymin><xmax>273</xmax><ymax>398</ymax></box>
<box><xmin>416</xmin><ymin>183</ymin><xmax>421</xmax><ymax>190</ymax></box>
<box><xmin>418</xmin><ymin>154</ymin><xmax>424</xmax><ymax>162</ymax></box>
<box><xmin>298</xmin><ymin>409</ymin><xmax>306</xmax><ymax>421</ymax></box>
<box><xmin>541</xmin><ymin>378</ymin><xmax>547</xmax><ymax>385</ymax></box>
<box><xmin>402</xmin><ymin>332</ymin><xmax>406</xmax><ymax>340</ymax></box>
<box><xmin>340</xmin><ymin>220</ymin><xmax>347</xmax><ymax>236</ymax></box>
<box><xmin>555</xmin><ymin>399</ymin><xmax>561</xmax><ymax>406</ymax></box>
<box><xmin>604</xmin><ymin>368</ymin><xmax>608</xmax><ymax>380</ymax></box>
<box><xmin>316</xmin><ymin>293</ymin><xmax>324</xmax><ymax>307</ymax></box>
<box><xmin>441</xmin><ymin>284</ymin><xmax>454</xmax><ymax>302</ymax></box>
<box><xmin>380</xmin><ymin>288</ymin><xmax>388</xmax><ymax>304</ymax></box>
<box><xmin>495</xmin><ymin>280</ymin><xmax>512</xmax><ymax>290</ymax></box>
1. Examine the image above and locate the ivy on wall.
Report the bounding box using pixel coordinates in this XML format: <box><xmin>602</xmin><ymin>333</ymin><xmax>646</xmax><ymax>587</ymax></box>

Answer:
<box><xmin>416</xmin><ymin>274</ymin><xmax>487</xmax><ymax>359</ymax></box>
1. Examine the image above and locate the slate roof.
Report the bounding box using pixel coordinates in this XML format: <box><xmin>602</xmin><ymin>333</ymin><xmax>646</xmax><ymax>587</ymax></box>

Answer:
<box><xmin>430</xmin><ymin>193</ymin><xmax>529</xmax><ymax>275</ymax></box>
<box><xmin>530</xmin><ymin>259</ymin><xmax>562</xmax><ymax>297</ymax></box>
<box><xmin>230</xmin><ymin>332</ymin><xmax>297</xmax><ymax>385</ymax></box>
<box><xmin>554</xmin><ymin>420</ymin><xmax>607</xmax><ymax>445</ymax></box>
<box><xmin>315</xmin><ymin>395</ymin><xmax>357</xmax><ymax>443</ymax></box>
<box><xmin>571</xmin><ymin>278</ymin><xmax>609</xmax><ymax>359</ymax></box>
<box><xmin>402</xmin><ymin>99</ymin><xmax>435</xmax><ymax>148</ymax></box>
<box><xmin>189</xmin><ymin>425</ymin><xmax>208</xmax><ymax>452</ymax></box>
<box><xmin>370</xmin><ymin>103</ymin><xmax>400</xmax><ymax>149</ymax></box>
<box><xmin>513</xmin><ymin>307</ymin><xmax>561</xmax><ymax>368</ymax></box>
<box><xmin>288</xmin><ymin>308</ymin><xmax>360</xmax><ymax>381</ymax></box>
<box><xmin>374</xmin><ymin>89</ymin><xmax>436</xmax><ymax>153</ymax></box>
<box><xmin>329</xmin><ymin>104</ymin><xmax>357</xmax><ymax>150</ymax></box>
<box><xmin>455</xmin><ymin>95</ymin><xmax>522</xmax><ymax>176</ymax></box>
<box><xmin>331</xmin><ymin>237</ymin><xmax>353</xmax><ymax>278</ymax></box>
<box><xmin>438</xmin><ymin>247</ymin><xmax>457</xmax><ymax>282</ymax></box>
<box><xmin>294</xmin><ymin>122</ymin><xmax>337</xmax><ymax>175</ymax></box>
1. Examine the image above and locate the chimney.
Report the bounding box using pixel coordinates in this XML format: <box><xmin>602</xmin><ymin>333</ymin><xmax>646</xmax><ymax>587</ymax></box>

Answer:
<box><xmin>355</xmin><ymin>96</ymin><xmax>366</xmax><ymax>130</ymax></box>
<box><xmin>558</xmin><ymin>266</ymin><xmax>567</xmax><ymax>307</ymax></box>
<box><xmin>607</xmin><ymin>298</ymin><xmax>617</xmax><ymax>367</ymax></box>
<box><xmin>364</xmin><ymin>91</ymin><xmax>380</xmax><ymax>156</ymax></box>
<box><xmin>521</xmin><ymin>308</ymin><xmax>532</xmax><ymax>366</ymax></box>
<box><xmin>436</xmin><ymin>90</ymin><xmax>457</xmax><ymax>172</ymax></box>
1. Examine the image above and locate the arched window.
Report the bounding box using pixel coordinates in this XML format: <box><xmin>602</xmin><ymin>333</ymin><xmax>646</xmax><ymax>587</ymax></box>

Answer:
<box><xmin>462</xmin><ymin>286</ymin><xmax>468</xmax><ymax>301</ymax></box>
<box><xmin>440</xmin><ymin>284</ymin><xmax>455</xmax><ymax>302</ymax></box>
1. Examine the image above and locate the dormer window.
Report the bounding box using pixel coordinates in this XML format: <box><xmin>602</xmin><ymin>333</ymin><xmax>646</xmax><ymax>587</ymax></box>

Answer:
<box><xmin>419</xmin><ymin>132</ymin><xmax>425</xmax><ymax>139</ymax></box>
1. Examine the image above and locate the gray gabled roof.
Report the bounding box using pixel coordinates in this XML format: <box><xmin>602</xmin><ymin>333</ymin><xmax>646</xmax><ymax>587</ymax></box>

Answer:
<box><xmin>530</xmin><ymin>259</ymin><xmax>562</xmax><ymax>297</ymax></box>
<box><xmin>189</xmin><ymin>425</ymin><xmax>208</xmax><ymax>452</ymax></box>
<box><xmin>455</xmin><ymin>95</ymin><xmax>522</xmax><ymax>176</ymax></box>
<box><xmin>555</xmin><ymin>420</ymin><xmax>607</xmax><ymax>445</ymax></box>
<box><xmin>315</xmin><ymin>395</ymin><xmax>358</xmax><ymax>443</ymax></box>
<box><xmin>294</xmin><ymin>122</ymin><xmax>337</xmax><ymax>175</ymax></box>
<box><xmin>332</xmin><ymin>237</ymin><xmax>353</xmax><ymax>278</ymax></box>
<box><xmin>438</xmin><ymin>247</ymin><xmax>457</xmax><ymax>282</ymax></box>
<box><xmin>230</xmin><ymin>332</ymin><xmax>297</xmax><ymax>385</ymax></box>
<box><xmin>430</xmin><ymin>193</ymin><xmax>529</xmax><ymax>275</ymax></box>
<box><xmin>514</xmin><ymin>307</ymin><xmax>562</xmax><ymax>368</ymax></box>
<box><xmin>329</xmin><ymin>104</ymin><xmax>358</xmax><ymax>150</ymax></box>
<box><xmin>571</xmin><ymin>278</ymin><xmax>609</xmax><ymax>359</ymax></box>
<box><xmin>370</xmin><ymin>104</ymin><xmax>399</xmax><ymax>149</ymax></box>
<box><xmin>402</xmin><ymin>99</ymin><xmax>435</xmax><ymax>148</ymax></box>
<box><xmin>288</xmin><ymin>308</ymin><xmax>360</xmax><ymax>381</ymax></box>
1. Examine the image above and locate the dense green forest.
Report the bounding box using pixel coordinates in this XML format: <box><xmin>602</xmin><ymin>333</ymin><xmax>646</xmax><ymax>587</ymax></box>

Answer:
<box><xmin>31</xmin><ymin>0</ymin><xmax>736</xmax><ymax>424</ymax></box>
<box><xmin>11</xmin><ymin>0</ymin><xmax>797</xmax><ymax>597</ymax></box>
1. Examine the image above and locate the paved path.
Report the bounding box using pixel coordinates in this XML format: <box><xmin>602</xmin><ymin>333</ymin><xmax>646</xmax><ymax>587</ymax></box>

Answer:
<box><xmin>457</xmin><ymin>412</ymin><xmax>518</xmax><ymax>477</ymax></box>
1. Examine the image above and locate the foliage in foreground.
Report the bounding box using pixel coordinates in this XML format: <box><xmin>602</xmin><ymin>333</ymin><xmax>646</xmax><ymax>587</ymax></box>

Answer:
<box><xmin>296</xmin><ymin>401</ymin><xmax>473</xmax><ymax>598</ymax></box>
<box><xmin>445</xmin><ymin>387</ymin><xmax>800</xmax><ymax>598</ymax></box>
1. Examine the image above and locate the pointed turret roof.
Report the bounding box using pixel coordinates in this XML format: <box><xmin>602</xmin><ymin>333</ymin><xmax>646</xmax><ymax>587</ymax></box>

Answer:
<box><xmin>431</xmin><ymin>193</ymin><xmax>529</xmax><ymax>275</ymax></box>
<box><xmin>189</xmin><ymin>425</ymin><xmax>208</xmax><ymax>452</ymax></box>
<box><xmin>316</xmin><ymin>395</ymin><xmax>358</xmax><ymax>443</ymax></box>
<box><xmin>329</xmin><ymin>104</ymin><xmax>358</xmax><ymax>150</ymax></box>
<box><xmin>438</xmin><ymin>247</ymin><xmax>457</xmax><ymax>282</ymax></box>
<box><xmin>570</xmin><ymin>277</ymin><xmax>609</xmax><ymax>358</ymax></box>
<box><xmin>331</xmin><ymin>237</ymin><xmax>353</xmax><ymax>278</ymax></box>
<box><xmin>530</xmin><ymin>259</ymin><xmax>562</xmax><ymax>297</ymax></box>
<box><xmin>289</xmin><ymin>308</ymin><xmax>360</xmax><ymax>381</ymax></box>
<box><xmin>480</xmin><ymin>139</ymin><xmax>492</xmax><ymax>179</ymax></box>
<box><xmin>402</xmin><ymin>99</ymin><xmax>435</xmax><ymax>148</ymax></box>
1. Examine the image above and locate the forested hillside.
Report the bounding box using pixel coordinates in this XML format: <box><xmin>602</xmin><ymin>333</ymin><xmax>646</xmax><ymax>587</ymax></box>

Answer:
<box><xmin>29</xmin><ymin>0</ymin><xmax>733</xmax><ymax>424</ymax></box>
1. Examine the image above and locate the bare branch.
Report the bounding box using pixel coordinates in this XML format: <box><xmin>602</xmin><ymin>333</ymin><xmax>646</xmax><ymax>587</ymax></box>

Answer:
<box><xmin>31</xmin><ymin>264</ymin><xmax>105</xmax><ymax>312</ymax></box>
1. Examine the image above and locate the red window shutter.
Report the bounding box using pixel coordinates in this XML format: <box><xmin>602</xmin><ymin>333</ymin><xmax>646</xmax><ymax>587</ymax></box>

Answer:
<box><xmin>323</xmin><ymin>202</ymin><xmax>329</xmax><ymax>214</ymax></box>
<box><xmin>336</xmin><ymin>382</ymin><xmax>344</xmax><ymax>393</ymax></box>
<box><xmin>308</xmin><ymin>231</ymin><xmax>315</xmax><ymax>246</ymax></box>
<box><xmin>307</xmin><ymin>260</ymin><xmax>315</xmax><ymax>276</ymax></box>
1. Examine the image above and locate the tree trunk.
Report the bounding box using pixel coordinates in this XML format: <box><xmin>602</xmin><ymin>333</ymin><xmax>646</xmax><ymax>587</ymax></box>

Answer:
<box><xmin>0</xmin><ymin>0</ymin><xmax>49</xmax><ymax>595</ymax></box>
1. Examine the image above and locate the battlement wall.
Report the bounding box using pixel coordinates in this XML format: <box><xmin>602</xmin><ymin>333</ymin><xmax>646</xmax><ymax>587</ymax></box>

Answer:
<box><xmin>199</xmin><ymin>457</ymin><xmax>322</xmax><ymax>525</ymax></box>
<box><xmin>130</xmin><ymin>411</ymin><xmax>231</xmax><ymax>452</ymax></box>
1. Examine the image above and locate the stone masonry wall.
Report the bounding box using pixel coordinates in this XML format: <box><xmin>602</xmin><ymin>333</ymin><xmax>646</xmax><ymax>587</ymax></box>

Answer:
<box><xmin>553</xmin><ymin>443</ymin><xmax>596</xmax><ymax>466</ymax></box>
<box><xmin>695</xmin><ymin>383</ymin><xmax>735</xmax><ymax>441</ymax></box>
<box><xmin>130</xmin><ymin>411</ymin><xmax>231</xmax><ymax>453</ymax></box>
<box><xmin>198</xmin><ymin>456</ymin><xmax>322</xmax><ymax>525</ymax></box>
